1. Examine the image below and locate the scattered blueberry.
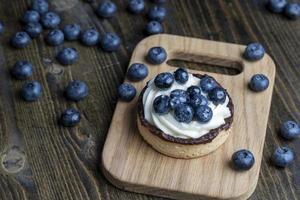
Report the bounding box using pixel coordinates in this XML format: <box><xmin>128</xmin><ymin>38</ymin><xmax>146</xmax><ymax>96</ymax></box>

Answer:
<box><xmin>272</xmin><ymin>146</ymin><xmax>294</xmax><ymax>168</ymax></box>
<box><xmin>65</xmin><ymin>80</ymin><xmax>89</xmax><ymax>101</ymax></box>
<box><xmin>57</xmin><ymin>47</ymin><xmax>78</xmax><ymax>66</ymax></box>
<box><xmin>145</xmin><ymin>21</ymin><xmax>163</xmax><ymax>35</ymax></box>
<box><xmin>280</xmin><ymin>121</ymin><xmax>300</xmax><ymax>140</ymax></box>
<box><xmin>147</xmin><ymin>46</ymin><xmax>167</xmax><ymax>64</ymax></box>
<box><xmin>24</xmin><ymin>22</ymin><xmax>43</xmax><ymax>38</ymax></box>
<box><xmin>148</xmin><ymin>5</ymin><xmax>167</xmax><ymax>22</ymax></box>
<box><xmin>22</xmin><ymin>10</ymin><xmax>40</xmax><ymax>24</ymax></box>
<box><xmin>189</xmin><ymin>94</ymin><xmax>208</xmax><ymax>109</ymax></box>
<box><xmin>46</xmin><ymin>29</ymin><xmax>64</xmax><ymax>46</ymax></box>
<box><xmin>41</xmin><ymin>11</ymin><xmax>61</xmax><ymax>29</ymax></box>
<box><xmin>11</xmin><ymin>32</ymin><xmax>31</xmax><ymax>48</ymax></box>
<box><xmin>63</xmin><ymin>24</ymin><xmax>81</xmax><ymax>41</ymax></box>
<box><xmin>249</xmin><ymin>74</ymin><xmax>269</xmax><ymax>92</ymax></box>
<box><xmin>169</xmin><ymin>89</ymin><xmax>189</xmax><ymax>109</ymax></box>
<box><xmin>11</xmin><ymin>61</ymin><xmax>33</xmax><ymax>80</ymax></box>
<box><xmin>117</xmin><ymin>83</ymin><xmax>136</xmax><ymax>102</ymax></box>
<box><xmin>154</xmin><ymin>72</ymin><xmax>174</xmax><ymax>89</ymax></box>
<box><xmin>194</xmin><ymin>105</ymin><xmax>213</xmax><ymax>123</ymax></box>
<box><xmin>208</xmin><ymin>87</ymin><xmax>226</xmax><ymax>104</ymax></box>
<box><xmin>101</xmin><ymin>32</ymin><xmax>121</xmax><ymax>52</ymax></box>
<box><xmin>21</xmin><ymin>81</ymin><xmax>42</xmax><ymax>101</ymax></box>
<box><xmin>187</xmin><ymin>85</ymin><xmax>201</xmax><ymax>97</ymax></box>
<box><xmin>174</xmin><ymin>104</ymin><xmax>194</xmax><ymax>123</ymax></box>
<box><xmin>174</xmin><ymin>67</ymin><xmax>189</xmax><ymax>84</ymax></box>
<box><xmin>31</xmin><ymin>0</ymin><xmax>49</xmax><ymax>14</ymax></box>
<box><xmin>60</xmin><ymin>108</ymin><xmax>81</xmax><ymax>127</ymax></box>
<box><xmin>200</xmin><ymin>75</ymin><xmax>217</xmax><ymax>92</ymax></box>
<box><xmin>96</xmin><ymin>1</ymin><xmax>117</xmax><ymax>18</ymax></box>
<box><xmin>232</xmin><ymin>149</ymin><xmax>255</xmax><ymax>171</ymax></box>
<box><xmin>153</xmin><ymin>95</ymin><xmax>170</xmax><ymax>114</ymax></box>
<box><xmin>81</xmin><ymin>28</ymin><xmax>100</xmax><ymax>46</ymax></box>
<box><xmin>284</xmin><ymin>3</ymin><xmax>300</xmax><ymax>20</ymax></box>
<box><xmin>0</xmin><ymin>21</ymin><xmax>4</xmax><ymax>34</ymax></box>
<box><xmin>243</xmin><ymin>43</ymin><xmax>265</xmax><ymax>61</ymax></box>
<box><xmin>267</xmin><ymin>0</ymin><xmax>287</xmax><ymax>13</ymax></box>
<box><xmin>127</xmin><ymin>63</ymin><xmax>148</xmax><ymax>81</ymax></box>
<box><xmin>128</xmin><ymin>0</ymin><xmax>145</xmax><ymax>14</ymax></box>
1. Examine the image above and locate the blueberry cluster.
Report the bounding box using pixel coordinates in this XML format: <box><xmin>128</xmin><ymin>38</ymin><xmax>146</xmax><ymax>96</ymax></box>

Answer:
<box><xmin>10</xmin><ymin>0</ymin><xmax>122</xmax><ymax>62</ymax></box>
<box><xmin>152</xmin><ymin>69</ymin><xmax>227</xmax><ymax>124</ymax></box>
<box><xmin>267</xmin><ymin>0</ymin><xmax>300</xmax><ymax>20</ymax></box>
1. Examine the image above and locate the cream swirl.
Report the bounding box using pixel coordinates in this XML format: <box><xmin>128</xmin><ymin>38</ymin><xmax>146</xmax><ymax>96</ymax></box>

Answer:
<box><xmin>142</xmin><ymin>73</ymin><xmax>232</xmax><ymax>139</ymax></box>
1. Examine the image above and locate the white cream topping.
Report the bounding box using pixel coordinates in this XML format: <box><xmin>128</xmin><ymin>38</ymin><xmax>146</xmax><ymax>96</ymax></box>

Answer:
<box><xmin>142</xmin><ymin>74</ymin><xmax>232</xmax><ymax>139</ymax></box>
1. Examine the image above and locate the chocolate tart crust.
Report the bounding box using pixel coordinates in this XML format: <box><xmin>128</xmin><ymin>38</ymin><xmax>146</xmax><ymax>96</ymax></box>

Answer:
<box><xmin>137</xmin><ymin>74</ymin><xmax>234</xmax><ymax>145</ymax></box>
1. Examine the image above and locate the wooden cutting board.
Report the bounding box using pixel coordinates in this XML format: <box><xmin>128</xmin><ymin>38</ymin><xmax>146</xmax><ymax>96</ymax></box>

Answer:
<box><xmin>102</xmin><ymin>34</ymin><xmax>276</xmax><ymax>200</ymax></box>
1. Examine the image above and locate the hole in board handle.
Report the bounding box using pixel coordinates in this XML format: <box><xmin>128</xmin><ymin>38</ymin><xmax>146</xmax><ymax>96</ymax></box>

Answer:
<box><xmin>167</xmin><ymin>54</ymin><xmax>243</xmax><ymax>76</ymax></box>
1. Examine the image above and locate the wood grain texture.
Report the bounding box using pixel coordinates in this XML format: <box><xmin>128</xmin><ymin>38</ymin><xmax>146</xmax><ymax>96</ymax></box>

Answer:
<box><xmin>0</xmin><ymin>0</ymin><xmax>299</xmax><ymax>200</ymax></box>
<box><xmin>102</xmin><ymin>34</ymin><xmax>276</xmax><ymax>199</ymax></box>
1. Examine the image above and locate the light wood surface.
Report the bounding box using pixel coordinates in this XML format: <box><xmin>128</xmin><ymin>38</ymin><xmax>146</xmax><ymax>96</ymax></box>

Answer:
<box><xmin>102</xmin><ymin>34</ymin><xmax>276</xmax><ymax>200</ymax></box>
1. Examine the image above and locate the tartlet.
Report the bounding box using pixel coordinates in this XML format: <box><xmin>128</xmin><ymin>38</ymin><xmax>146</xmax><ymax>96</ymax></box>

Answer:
<box><xmin>137</xmin><ymin>73</ymin><xmax>234</xmax><ymax>159</ymax></box>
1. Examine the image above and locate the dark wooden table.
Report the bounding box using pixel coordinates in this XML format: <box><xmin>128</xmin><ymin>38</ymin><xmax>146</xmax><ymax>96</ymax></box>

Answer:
<box><xmin>0</xmin><ymin>0</ymin><xmax>299</xmax><ymax>199</ymax></box>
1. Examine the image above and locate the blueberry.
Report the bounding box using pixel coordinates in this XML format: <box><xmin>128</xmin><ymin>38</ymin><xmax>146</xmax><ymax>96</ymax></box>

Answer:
<box><xmin>194</xmin><ymin>105</ymin><xmax>213</xmax><ymax>123</ymax></box>
<box><xmin>127</xmin><ymin>63</ymin><xmax>148</xmax><ymax>81</ymax></box>
<box><xmin>243</xmin><ymin>43</ymin><xmax>265</xmax><ymax>61</ymax></box>
<box><xmin>147</xmin><ymin>46</ymin><xmax>167</xmax><ymax>64</ymax></box>
<box><xmin>153</xmin><ymin>95</ymin><xmax>170</xmax><ymax>114</ymax></box>
<box><xmin>200</xmin><ymin>75</ymin><xmax>217</xmax><ymax>92</ymax></box>
<box><xmin>128</xmin><ymin>0</ymin><xmax>145</xmax><ymax>14</ymax></box>
<box><xmin>101</xmin><ymin>32</ymin><xmax>121</xmax><ymax>52</ymax></box>
<box><xmin>0</xmin><ymin>21</ymin><xmax>4</xmax><ymax>34</ymax></box>
<box><xmin>272</xmin><ymin>146</ymin><xmax>294</xmax><ymax>168</ymax></box>
<box><xmin>267</xmin><ymin>0</ymin><xmax>287</xmax><ymax>13</ymax></box>
<box><xmin>170</xmin><ymin>89</ymin><xmax>188</xmax><ymax>98</ymax></box>
<box><xmin>117</xmin><ymin>83</ymin><xmax>136</xmax><ymax>102</ymax></box>
<box><xmin>169</xmin><ymin>89</ymin><xmax>189</xmax><ymax>109</ymax></box>
<box><xmin>174</xmin><ymin>104</ymin><xmax>194</xmax><ymax>123</ymax></box>
<box><xmin>148</xmin><ymin>6</ymin><xmax>167</xmax><ymax>22</ymax></box>
<box><xmin>21</xmin><ymin>81</ymin><xmax>42</xmax><ymax>102</ymax></box>
<box><xmin>63</xmin><ymin>24</ymin><xmax>81</xmax><ymax>41</ymax></box>
<box><xmin>174</xmin><ymin>67</ymin><xmax>189</xmax><ymax>84</ymax></box>
<box><xmin>24</xmin><ymin>22</ymin><xmax>43</xmax><ymax>38</ymax></box>
<box><xmin>22</xmin><ymin>10</ymin><xmax>40</xmax><ymax>24</ymax></box>
<box><xmin>41</xmin><ymin>11</ymin><xmax>61</xmax><ymax>29</ymax></box>
<box><xmin>46</xmin><ymin>29</ymin><xmax>64</xmax><ymax>46</ymax></box>
<box><xmin>208</xmin><ymin>87</ymin><xmax>226</xmax><ymax>104</ymax></box>
<box><xmin>11</xmin><ymin>61</ymin><xmax>33</xmax><ymax>80</ymax></box>
<box><xmin>81</xmin><ymin>28</ymin><xmax>100</xmax><ymax>46</ymax></box>
<box><xmin>65</xmin><ymin>80</ymin><xmax>89</xmax><ymax>101</ymax></box>
<box><xmin>57</xmin><ymin>47</ymin><xmax>78</xmax><ymax>66</ymax></box>
<box><xmin>154</xmin><ymin>72</ymin><xmax>174</xmax><ymax>89</ymax></box>
<box><xmin>249</xmin><ymin>74</ymin><xmax>269</xmax><ymax>92</ymax></box>
<box><xmin>60</xmin><ymin>108</ymin><xmax>81</xmax><ymax>127</ymax></box>
<box><xmin>284</xmin><ymin>3</ymin><xmax>300</xmax><ymax>19</ymax></box>
<box><xmin>189</xmin><ymin>94</ymin><xmax>208</xmax><ymax>109</ymax></box>
<box><xmin>11</xmin><ymin>32</ymin><xmax>31</xmax><ymax>48</ymax></box>
<box><xmin>280</xmin><ymin>121</ymin><xmax>300</xmax><ymax>140</ymax></box>
<box><xmin>96</xmin><ymin>1</ymin><xmax>117</xmax><ymax>18</ymax></box>
<box><xmin>152</xmin><ymin>0</ymin><xmax>167</xmax><ymax>3</ymax></box>
<box><xmin>145</xmin><ymin>21</ymin><xmax>163</xmax><ymax>35</ymax></box>
<box><xmin>232</xmin><ymin>149</ymin><xmax>255</xmax><ymax>171</ymax></box>
<box><xmin>187</xmin><ymin>86</ymin><xmax>201</xmax><ymax>97</ymax></box>
<box><xmin>31</xmin><ymin>0</ymin><xmax>49</xmax><ymax>14</ymax></box>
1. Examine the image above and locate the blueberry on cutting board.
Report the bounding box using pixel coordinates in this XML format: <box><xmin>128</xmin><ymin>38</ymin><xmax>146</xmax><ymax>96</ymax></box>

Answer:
<box><xmin>118</xmin><ymin>83</ymin><xmax>136</xmax><ymax>102</ymax></box>
<box><xmin>147</xmin><ymin>46</ymin><xmax>167</xmax><ymax>64</ymax></box>
<box><xmin>232</xmin><ymin>149</ymin><xmax>255</xmax><ymax>171</ymax></box>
